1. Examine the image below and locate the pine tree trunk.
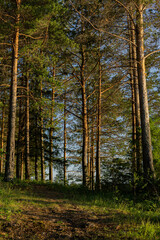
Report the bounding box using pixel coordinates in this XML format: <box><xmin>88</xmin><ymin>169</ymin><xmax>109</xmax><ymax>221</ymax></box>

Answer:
<box><xmin>20</xmin><ymin>151</ymin><xmax>24</xmax><ymax>180</ymax></box>
<box><xmin>87</xmin><ymin>128</ymin><xmax>91</xmax><ymax>188</ymax></box>
<box><xmin>40</xmin><ymin>80</ymin><xmax>45</xmax><ymax>181</ymax></box>
<box><xmin>0</xmin><ymin>100</ymin><xmax>5</xmax><ymax>173</ymax></box>
<box><xmin>35</xmin><ymin>115</ymin><xmax>38</xmax><ymax>181</ymax></box>
<box><xmin>49</xmin><ymin>113</ymin><xmax>54</xmax><ymax>182</ymax></box>
<box><xmin>81</xmin><ymin>44</ymin><xmax>88</xmax><ymax>187</ymax></box>
<box><xmin>5</xmin><ymin>0</ymin><xmax>21</xmax><ymax>181</ymax></box>
<box><xmin>129</xmin><ymin>18</ymin><xmax>137</xmax><ymax>193</ymax></box>
<box><xmin>16</xmin><ymin>95</ymin><xmax>22</xmax><ymax>179</ymax></box>
<box><xmin>64</xmin><ymin>91</ymin><xmax>67</xmax><ymax>185</ymax></box>
<box><xmin>49</xmin><ymin>68</ymin><xmax>55</xmax><ymax>183</ymax></box>
<box><xmin>82</xmin><ymin>82</ymin><xmax>88</xmax><ymax>187</ymax></box>
<box><xmin>136</xmin><ymin>1</ymin><xmax>155</xmax><ymax>180</ymax></box>
<box><xmin>96</xmin><ymin>57</ymin><xmax>102</xmax><ymax>191</ymax></box>
<box><xmin>25</xmin><ymin>71</ymin><xmax>30</xmax><ymax>179</ymax></box>
<box><xmin>90</xmin><ymin>120</ymin><xmax>95</xmax><ymax>190</ymax></box>
<box><xmin>130</xmin><ymin>11</ymin><xmax>142</xmax><ymax>175</ymax></box>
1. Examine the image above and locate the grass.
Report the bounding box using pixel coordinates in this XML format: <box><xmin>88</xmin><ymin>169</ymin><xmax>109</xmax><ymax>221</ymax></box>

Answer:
<box><xmin>0</xmin><ymin>177</ymin><xmax>160</xmax><ymax>239</ymax></box>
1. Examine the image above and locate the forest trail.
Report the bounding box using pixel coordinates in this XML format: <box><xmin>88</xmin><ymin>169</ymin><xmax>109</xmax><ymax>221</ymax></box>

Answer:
<box><xmin>0</xmin><ymin>184</ymin><xmax>129</xmax><ymax>240</ymax></box>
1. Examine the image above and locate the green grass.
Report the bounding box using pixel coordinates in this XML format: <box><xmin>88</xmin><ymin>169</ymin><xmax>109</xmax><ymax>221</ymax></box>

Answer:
<box><xmin>0</xmin><ymin>177</ymin><xmax>160</xmax><ymax>239</ymax></box>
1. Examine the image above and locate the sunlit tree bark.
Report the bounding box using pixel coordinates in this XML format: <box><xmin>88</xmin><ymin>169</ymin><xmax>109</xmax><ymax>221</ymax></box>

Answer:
<box><xmin>5</xmin><ymin>0</ymin><xmax>21</xmax><ymax>181</ymax></box>
<box><xmin>128</xmin><ymin>18</ymin><xmax>137</xmax><ymax>193</ymax></box>
<box><xmin>81</xmin><ymin>44</ymin><xmax>89</xmax><ymax>187</ymax></box>
<box><xmin>96</xmin><ymin>55</ymin><xmax>102</xmax><ymax>191</ymax></box>
<box><xmin>130</xmin><ymin>11</ymin><xmax>142</xmax><ymax>175</ymax></box>
<box><xmin>136</xmin><ymin>0</ymin><xmax>155</xmax><ymax>180</ymax></box>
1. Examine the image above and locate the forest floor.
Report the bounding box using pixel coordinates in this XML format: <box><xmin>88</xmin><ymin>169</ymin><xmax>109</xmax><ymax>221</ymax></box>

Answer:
<box><xmin>0</xmin><ymin>180</ymin><xmax>160</xmax><ymax>240</ymax></box>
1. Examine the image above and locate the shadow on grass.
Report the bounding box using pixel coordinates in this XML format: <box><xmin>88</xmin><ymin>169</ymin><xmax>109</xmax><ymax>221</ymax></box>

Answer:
<box><xmin>1</xmin><ymin>179</ymin><xmax>160</xmax><ymax>239</ymax></box>
<box><xmin>9</xmin><ymin>199</ymin><xmax>133</xmax><ymax>240</ymax></box>
<box><xmin>11</xmin><ymin>181</ymin><xmax>160</xmax><ymax>226</ymax></box>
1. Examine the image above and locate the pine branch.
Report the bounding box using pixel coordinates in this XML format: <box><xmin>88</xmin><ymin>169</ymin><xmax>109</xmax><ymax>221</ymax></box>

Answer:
<box><xmin>69</xmin><ymin>0</ymin><xmax>136</xmax><ymax>46</ymax></box>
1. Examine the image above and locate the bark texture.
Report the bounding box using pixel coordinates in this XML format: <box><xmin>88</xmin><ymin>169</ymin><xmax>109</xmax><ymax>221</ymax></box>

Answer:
<box><xmin>90</xmin><ymin>120</ymin><xmax>95</xmax><ymax>190</ymax></box>
<box><xmin>64</xmin><ymin>91</ymin><xmax>67</xmax><ymax>185</ymax></box>
<box><xmin>16</xmin><ymin>93</ymin><xmax>23</xmax><ymax>179</ymax></box>
<box><xmin>5</xmin><ymin>0</ymin><xmax>21</xmax><ymax>181</ymax></box>
<box><xmin>49</xmin><ymin>69</ymin><xmax>55</xmax><ymax>183</ymax></box>
<box><xmin>81</xmin><ymin>44</ymin><xmax>88</xmax><ymax>187</ymax></box>
<box><xmin>25</xmin><ymin>72</ymin><xmax>30</xmax><ymax>179</ymax></box>
<box><xmin>130</xmin><ymin>11</ymin><xmax>142</xmax><ymax>174</ymax></box>
<box><xmin>35</xmin><ymin>115</ymin><xmax>38</xmax><ymax>181</ymax></box>
<box><xmin>0</xmin><ymin>100</ymin><xmax>5</xmax><ymax>173</ymax></box>
<box><xmin>129</xmin><ymin>19</ymin><xmax>137</xmax><ymax>194</ymax></box>
<box><xmin>136</xmin><ymin>1</ymin><xmax>155</xmax><ymax>179</ymax></box>
<box><xmin>96</xmin><ymin>57</ymin><xmax>102</xmax><ymax>191</ymax></box>
<box><xmin>40</xmin><ymin>80</ymin><xmax>45</xmax><ymax>181</ymax></box>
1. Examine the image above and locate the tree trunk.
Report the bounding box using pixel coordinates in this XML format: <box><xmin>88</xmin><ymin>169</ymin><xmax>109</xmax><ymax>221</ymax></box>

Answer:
<box><xmin>20</xmin><ymin>151</ymin><xmax>24</xmax><ymax>180</ymax></box>
<box><xmin>128</xmin><ymin>18</ymin><xmax>137</xmax><ymax>194</ymax></box>
<box><xmin>40</xmin><ymin>80</ymin><xmax>45</xmax><ymax>181</ymax></box>
<box><xmin>130</xmin><ymin>10</ymin><xmax>142</xmax><ymax>175</ymax></box>
<box><xmin>25</xmin><ymin>71</ymin><xmax>30</xmax><ymax>179</ymax></box>
<box><xmin>35</xmin><ymin>115</ymin><xmax>38</xmax><ymax>181</ymax></box>
<box><xmin>16</xmin><ymin>94</ymin><xmax>22</xmax><ymax>179</ymax></box>
<box><xmin>87</xmin><ymin>128</ymin><xmax>91</xmax><ymax>188</ymax></box>
<box><xmin>136</xmin><ymin>1</ymin><xmax>155</xmax><ymax>180</ymax></box>
<box><xmin>5</xmin><ymin>0</ymin><xmax>21</xmax><ymax>181</ymax></box>
<box><xmin>95</xmin><ymin>56</ymin><xmax>102</xmax><ymax>191</ymax></box>
<box><xmin>64</xmin><ymin>90</ymin><xmax>67</xmax><ymax>185</ymax></box>
<box><xmin>49</xmin><ymin>68</ymin><xmax>55</xmax><ymax>183</ymax></box>
<box><xmin>0</xmin><ymin>100</ymin><xmax>5</xmax><ymax>173</ymax></box>
<box><xmin>81</xmin><ymin>45</ymin><xmax>88</xmax><ymax>187</ymax></box>
<box><xmin>82</xmin><ymin>83</ymin><xmax>88</xmax><ymax>187</ymax></box>
<box><xmin>90</xmin><ymin>119</ymin><xmax>95</xmax><ymax>190</ymax></box>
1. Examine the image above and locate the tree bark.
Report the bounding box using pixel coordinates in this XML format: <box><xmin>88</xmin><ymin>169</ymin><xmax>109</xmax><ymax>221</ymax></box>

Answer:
<box><xmin>95</xmin><ymin>56</ymin><xmax>102</xmax><ymax>191</ymax></box>
<box><xmin>25</xmin><ymin>71</ymin><xmax>30</xmax><ymax>179</ymax></box>
<box><xmin>136</xmin><ymin>1</ymin><xmax>155</xmax><ymax>180</ymax></box>
<box><xmin>0</xmin><ymin>100</ymin><xmax>5</xmax><ymax>173</ymax></box>
<box><xmin>20</xmin><ymin>151</ymin><xmax>24</xmax><ymax>180</ymax></box>
<box><xmin>130</xmin><ymin>10</ymin><xmax>142</xmax><ymax>175</ymax></box>
<box><xmin>49</xmin><ymin>68</ymin><xmax>55</xmax><ymax>183</ymax></box>
<box><xmin>40</xmin><ymin>80</ymin><xmax>45</xmax><ymax>181</ymax></box>
<box><xmin>5</xmin><ymin>0</ymin><xmax>21</xmax><ymax>181</ymax></box>
<box><xmin>81</xmin><ymin>44</ymin><xmax>88</xmax><ymax>187</ymax></box>
<box><xmin>35</xmin><ymin>115</ymin><xmax>38</xmax><ymax>181</ymax></box>
<box><xmin>16</xmin><ymin>93</ymin><xmax>22</xmax><ymax>179</ymax></box>
<box><xmin>87</xmin><ymin>128</ymin><xmax>91</xmax><ymax>187</ymax></box>
<box><xmin>128</xmin><ymin>18</ymin><xmax>137</xmax><ymax>194</ymax></box>
<box><xmin>90</xmin><ymin>119</ymin><xmax>95</xmax><ymax>190</ymax></box>
<box><xmin>64</xmin><ymin>90</ymin><xmax>67</xmax><ymax>185</ymax></box>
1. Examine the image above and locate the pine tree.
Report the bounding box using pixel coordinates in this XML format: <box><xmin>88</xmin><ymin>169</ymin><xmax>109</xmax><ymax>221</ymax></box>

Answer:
<box><xmin>136</xmin><ymin>0</ymin><xmax>155</xmax><ymax>181</ymax></box>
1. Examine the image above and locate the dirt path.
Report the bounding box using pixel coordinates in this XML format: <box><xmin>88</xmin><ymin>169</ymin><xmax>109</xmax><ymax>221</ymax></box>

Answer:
<box><xmin>0</xmin><ymin>185</ymin><xmax>129</xmax><ymax>240</ymax></box>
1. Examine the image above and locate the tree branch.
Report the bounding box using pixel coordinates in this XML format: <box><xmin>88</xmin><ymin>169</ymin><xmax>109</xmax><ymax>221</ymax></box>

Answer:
<box><xmin>114</xmin><ymin>0</ymin><xmax>136</xmax><ymax>27</ymax></box>
<box><xmin>65</xmin><ymin>108</ymin><xmax>82</xmax><ymax>120</ymax></box>
<box><xmin>144</xmin><ymin>49</ymin><xmax>160</xmax><ymax>59</ymax></box>
<box><xmin>19</xmin><ymin>33</ymin><xmax>43</xmax><ymax>40</ymax></box>
<box><xmin>101</xmin><ymin>74</ymin><xmax>128</xmax><ymax>94</ymax></box>
<box><xmin>69</xmin><ymin>0</ymin><xmax>136</xmax><ymax>46</ymax></box>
